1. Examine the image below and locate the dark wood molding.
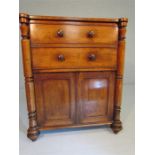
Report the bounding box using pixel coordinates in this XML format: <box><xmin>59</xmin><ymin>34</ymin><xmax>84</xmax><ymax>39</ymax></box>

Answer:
<box><xmin>19</xmin><ymin>13</ymin><xmax>30</xmax><ymax>39</ymax></box>
<box><xmin>29</xmin><ymin>14</ymin><xmax>120</xmax><ymax>23</ymax></box>
<box><xmin>19</xmin><ymin>13</ymin><xmax>29</xmax><ymax>24</ymax></box>
<box><xmin>118</xmin><ymin>18</ymin><xmax>128</xmax><ymax>40</ymax></box>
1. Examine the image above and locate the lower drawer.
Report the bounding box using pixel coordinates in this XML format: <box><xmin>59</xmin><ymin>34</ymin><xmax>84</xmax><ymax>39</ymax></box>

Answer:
<box><xmin>32</xmin><ymin>48</ymin><xmax>117</xmax><ymax>70</ymax></box>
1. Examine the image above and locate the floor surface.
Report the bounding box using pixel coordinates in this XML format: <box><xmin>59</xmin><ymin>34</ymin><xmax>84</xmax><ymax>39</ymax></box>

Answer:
<box><xmin>19</xmin><ymin>84</ymin><xmax>135</xmax><ymax>155</ymax></box>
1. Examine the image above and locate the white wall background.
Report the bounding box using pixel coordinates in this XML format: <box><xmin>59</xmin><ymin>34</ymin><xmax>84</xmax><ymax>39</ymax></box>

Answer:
<box><xmin>19</xmin><ymin>0</ymin><xmax>135</xmax><ymax>89</ymax></box>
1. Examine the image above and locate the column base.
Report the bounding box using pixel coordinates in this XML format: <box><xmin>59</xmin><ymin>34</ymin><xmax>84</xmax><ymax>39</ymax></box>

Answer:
<box><xmin>27</xmin><ymin>127</ymin><xmax>40</xmax><ymax>141</ymax></box>
<box><xmin>111</xmin><ymin>120</ymin><xmax>122</xmax><ymax>134</ymax></box>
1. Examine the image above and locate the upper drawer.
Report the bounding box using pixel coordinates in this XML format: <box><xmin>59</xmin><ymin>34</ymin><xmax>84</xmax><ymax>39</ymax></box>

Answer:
<box><xmin>32</xmin><ymin>47</ymin><xmax>117</xmax><ymax>70</ymax></box>
<box><xmin>30</xmin><ymin>23</ymin><xmax>118</xmax><ymax>44</ymax></box>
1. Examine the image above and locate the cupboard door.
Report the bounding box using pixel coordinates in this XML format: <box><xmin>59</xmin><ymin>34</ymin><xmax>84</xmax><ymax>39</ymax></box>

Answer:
<box><xmin>78</xmin><ymin>72</ymin><xmax>115</xmax><ymax>124</ymax></box>
<box><xmin>34</xmin><ymin>73</ymin><xmax>76</xmax><ymax>128</ymax></box>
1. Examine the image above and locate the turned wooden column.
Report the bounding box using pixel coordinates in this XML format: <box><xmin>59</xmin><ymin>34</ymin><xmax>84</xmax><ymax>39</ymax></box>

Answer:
<box><xmin>111</xmin><ymin>18</ymin><xmax>128</xmax><ymax>133</ymax></box>
<box><xmin>19</xmin><ymin>13</ymin><xmax>39</xmax><ymax>141</ymax></box>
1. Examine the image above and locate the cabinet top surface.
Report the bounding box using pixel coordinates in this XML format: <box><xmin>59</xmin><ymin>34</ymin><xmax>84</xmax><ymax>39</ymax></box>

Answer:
<box><xmin>19</xmin><ymin>13</ymin><xmax>128</xmax><ymax>23</ymax></box>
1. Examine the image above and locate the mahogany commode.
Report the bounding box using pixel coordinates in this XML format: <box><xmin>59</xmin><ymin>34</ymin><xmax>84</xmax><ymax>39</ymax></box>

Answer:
<box><xmin>19</xmin><ymin>13</ymin><xmax>128</xmax><ymax>141</ymax></box>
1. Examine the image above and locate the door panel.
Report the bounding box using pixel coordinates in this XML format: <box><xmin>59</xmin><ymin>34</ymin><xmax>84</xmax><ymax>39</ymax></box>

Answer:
<box><xmin>34</xmin><ymin>73</ymin><xmax>75</xmax><ymax>127</ymax></box>
<box><xmin>78</xmin><ymin>72</ymin><xmax>115</xmax><ymax>124</ymax></box>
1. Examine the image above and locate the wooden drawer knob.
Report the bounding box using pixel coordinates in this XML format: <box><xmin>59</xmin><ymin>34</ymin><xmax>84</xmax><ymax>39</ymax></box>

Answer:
<box><xmin>88</xmin><ymin>54</ymin><xmax>96</xmax><ymax>61</ymax></box>
<box><xmin>87</xmin><ymin>31</ymin><xmax>95</xmax><ymax>38</ymax></box>
<box><xmin>57</xmin><ymin>29</ymin><xmax>64</xmax><ymax>37</ymax></box>
<box><xmin>57</xmin><ymin>54</ymin><xmax>65</xmax><ymax>61</ymax></box>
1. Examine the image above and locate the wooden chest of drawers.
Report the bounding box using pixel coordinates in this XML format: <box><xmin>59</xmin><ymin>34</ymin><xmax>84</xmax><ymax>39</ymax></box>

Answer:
<box><xmin>19</xmin><ymin>13</ymin><xmax>128</xmax><ymax>141</ymax></box>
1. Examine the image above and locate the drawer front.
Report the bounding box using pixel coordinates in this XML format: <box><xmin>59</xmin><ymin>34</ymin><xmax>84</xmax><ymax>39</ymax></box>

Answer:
<box><xmin>32</xmin><ymin>48</ymin><xmax>117</xmax><ymax>69</ymax></box>
<box><xmin>30</xmin><ymin>23</ymin><xmax>118</xmax><ymax>44</ymax></box>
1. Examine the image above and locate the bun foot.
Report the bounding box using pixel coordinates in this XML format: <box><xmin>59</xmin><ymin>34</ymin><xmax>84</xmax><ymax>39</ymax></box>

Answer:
<box><xmin>111</xmin><ymin>120</ymin><xmax>122</xmax><ymax>134</ymax></box>
<box><xmin>27</xmin><ymin>127</ymin><xmax>40</xmax><ymax>141</ymax></box>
